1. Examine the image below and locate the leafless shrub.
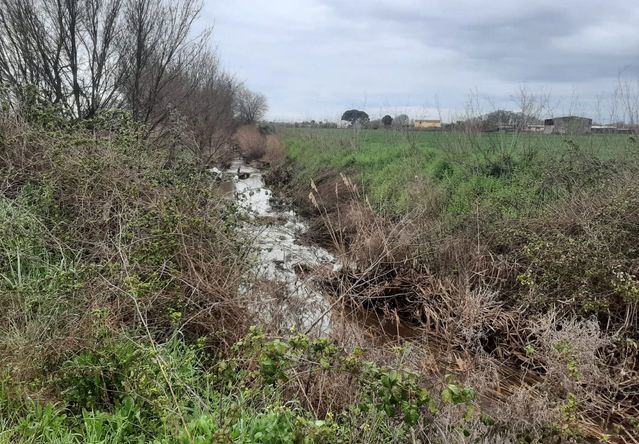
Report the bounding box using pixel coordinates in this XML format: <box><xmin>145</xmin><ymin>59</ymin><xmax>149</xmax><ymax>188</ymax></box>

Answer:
<box><xmin>493</xmin><ymin>386</ymin><xmax>561</xmax><ymax>436</ymax></box>
<box><xmin>262</xmin><ymin>134</ymin><xmax>286</xmax><ymax>165</ymax></box>
<box><xmin>307</xmin><ymin>173</ymin><xmax>414</xmax><ymax>264</ymax></box>
<box><xmin>444</xmin><ymin>285</ymin><xmax>504</xmax><ymax>349</ymax></box>
<box><xmin>531</xmin><ymin>312</ymin><xmax>611</xmax><ymax>393</ymax></box>
<box><xmin>235</xmin><ymin>125</ymin><xmax>266</xmax><ymax>161</ymax></box>
<box><xmin>305</xmin><ymin>173</ymin><xmax>514</xmax><ymax>352</ymax></box>
<box><xmin>155</xmin><ymin>52</ymin><xmax>239</xmax><ymax>166</ymax></box>
<box><xmin>611</xmin><ymin>73</ymin><xmax>639</xmax><ymax>128</ymax></box>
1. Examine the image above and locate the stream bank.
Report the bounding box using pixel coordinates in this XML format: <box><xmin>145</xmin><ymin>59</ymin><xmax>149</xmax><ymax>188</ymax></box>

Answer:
<box><xmin>218</xmin><ymin>159</ymin><xmax>420</xmax><ymax>342</ymax></box>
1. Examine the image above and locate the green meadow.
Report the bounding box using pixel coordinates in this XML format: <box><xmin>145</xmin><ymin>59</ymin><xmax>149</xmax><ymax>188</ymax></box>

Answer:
<box><xmin>284</xmin><ymin>128</ymin><xmax>636</xmax><ymax>220</ymax></box>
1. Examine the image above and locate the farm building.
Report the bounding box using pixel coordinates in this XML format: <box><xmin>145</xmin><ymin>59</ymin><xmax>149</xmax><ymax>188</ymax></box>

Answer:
<box><xmin>414</xmin><ymin>119</ymin><xmax>441</xmax><ymax>129</ymax></box>
<box><xmin>591</xmin><ymin>125</ymin><xmax>634</xmax><ymax>134</ymax></box>
<box><xmin>544</xmin><ymin>116</ymin><xmax>592</xmax><ymax>134</ymax></box>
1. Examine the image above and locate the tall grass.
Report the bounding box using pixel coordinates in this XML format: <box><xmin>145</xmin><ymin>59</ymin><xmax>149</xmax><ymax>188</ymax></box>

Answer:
<box><xmin>284</xmin><ymin>128</ymin><xmax>636</xmax><ymax>218</ymax></box>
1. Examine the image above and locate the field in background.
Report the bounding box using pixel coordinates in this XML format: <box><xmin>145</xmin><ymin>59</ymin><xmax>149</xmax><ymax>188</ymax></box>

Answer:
<box><xmin>284</xmin><ymin>128</ymin><xmax>636</xmax><ymax>219</ymax></box>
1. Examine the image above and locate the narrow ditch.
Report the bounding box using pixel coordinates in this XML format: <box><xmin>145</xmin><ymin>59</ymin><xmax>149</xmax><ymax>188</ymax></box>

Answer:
<box><xmin>223</xmin><ymin>158</ymin><xmax>336</xmax><ymax>334</ymax></box>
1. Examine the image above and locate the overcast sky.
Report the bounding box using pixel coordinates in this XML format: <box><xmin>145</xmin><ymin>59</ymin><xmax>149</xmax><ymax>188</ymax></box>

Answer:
<box><xmin>202</xmin><ymin>0</ymin><xmax>639</xmax><ymax>122</ymax></box>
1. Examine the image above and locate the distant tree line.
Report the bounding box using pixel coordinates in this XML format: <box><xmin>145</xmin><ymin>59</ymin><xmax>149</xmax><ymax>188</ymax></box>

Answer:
<box><xmin>340</xmin><ymin>110</ymin><xmax>411</xmax><ymax>129</ymax></box>
<box><xmin>296</xmin><ymin>109</ymin><xmax>545</xmax><ymax>132</ymax></box>
<box><xmin>294</xmin><ymin>120</ymin><xmax>339</xmax><ymax>128</ymax></box>
<box><xmin>0</xmin><ymin>0</ymin><xmax>266</xmax><ymax>163</ymax></box>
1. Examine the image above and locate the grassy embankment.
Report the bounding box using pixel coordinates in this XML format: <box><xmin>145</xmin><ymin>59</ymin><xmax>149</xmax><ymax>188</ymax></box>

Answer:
<box><xmin>275</xmin><ymin>126</ymin><xmax>639</xmax><ymax>441</ymax></box>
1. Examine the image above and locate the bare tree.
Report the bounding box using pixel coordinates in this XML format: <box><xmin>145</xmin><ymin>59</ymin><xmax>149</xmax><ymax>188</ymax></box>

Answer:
<box><xmin>120</xmin><ymin>0</ymin><xmax>209</xmax><ymax>130</ymax></box>
<box><xmin>0</xmin><ymin>0</ymin><xmax>267</xmax><ymax>166</ymax></box>
<box><xmin>175</xmin><ymin>51</ymin><xmax>238</xmax><ymax>165</ymax></box>
<box><xmin>512</xmin><ymin>85</ymin><xmax>550</xmax><ymax>130</ymax></box>
<box><xmin>0</xmin><ymin>0</ymin><xmax>66</xmax><ymax>108</ymax></box>
<box><xmin>234</xmin><ymin>85</ymin><xmax>267</xmax><ymax>124</ymax></box>
<box><xmin>0</xmin><ymin>0</ymin><xmax>125</xmax><ymax>118</ymax></box>
<box><xmin>81</xmin><ymin>0</ymin><xmax>127</xmax><ymax>116</ymax></box>
<box><xmin>0</xmin><ymin>0</ymin><xmax>210</xmax><ymax>124</ymax></box>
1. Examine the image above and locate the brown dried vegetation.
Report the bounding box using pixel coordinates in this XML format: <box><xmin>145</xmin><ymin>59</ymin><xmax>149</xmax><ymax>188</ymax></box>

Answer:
<box><xmin>235</xmin><ymin>124</ymin><xmax>267</xmax><ymax>161</ymax></box>
<box><xmin>296</xmin><ymin>163</ymin><xmax>639</xmax><ymax>442</ymax></box>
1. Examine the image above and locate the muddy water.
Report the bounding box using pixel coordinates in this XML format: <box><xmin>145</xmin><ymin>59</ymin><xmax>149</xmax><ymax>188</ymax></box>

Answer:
<box><xmin>225</xmin><ymin>159</ymin><xmax>336</xmax><ymax>335</ymax></box>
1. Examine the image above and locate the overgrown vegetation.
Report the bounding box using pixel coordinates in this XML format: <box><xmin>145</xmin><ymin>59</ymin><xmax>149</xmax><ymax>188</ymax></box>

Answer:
<box><xmin>0</xmin><ymin>2</ymin><xmax>438</xmax><ymax>441</ymax></box>
<box><xmin>2</xmin><ymin>98</ymin><xmax>637</xmax><ymax>442</ymax></box>
<box><xmin>0</xmin><ymin>103</ymin><xmax>501</xmax><ymax>442</ymax></box>
<box><xmin>270</xmin><ymin>126</ymin><xmax>639</xmax><ymax>442</ymax></box>
<box><xmin>2</xmin><ymin>0</ymin><xmax>639</xmax><ymax>440</ymax></box>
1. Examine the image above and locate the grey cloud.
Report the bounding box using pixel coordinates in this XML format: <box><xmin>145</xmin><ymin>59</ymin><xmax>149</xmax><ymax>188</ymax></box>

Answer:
<box><xmin>204</xmin><ymin>0</ymin><xmax>639</xmax><ymax>120</ymax></box>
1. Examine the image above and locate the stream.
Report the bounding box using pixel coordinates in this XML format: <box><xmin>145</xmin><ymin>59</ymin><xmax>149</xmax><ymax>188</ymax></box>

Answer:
<box><xmin>224</xmin><ymin>159</ymin><xmax>336</xmax><ymax>335</ymax></box>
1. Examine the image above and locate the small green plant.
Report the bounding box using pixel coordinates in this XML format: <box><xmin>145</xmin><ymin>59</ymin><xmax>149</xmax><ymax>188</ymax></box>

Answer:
<box><xmin>524</xmin><ymin>344</ymin><xmax>536</xmax><ymax>356</ymax></box>
<box><xmin>554</xmin><ymin>340</ymin><xmax>582</xmax><ymax>380</ymax></box>
<box><xmin>359</xmin><ymin>365</ymin><xmax>432</xmax><ymax>425</ymax></box>
<box><xmin>440</xmin><ymin>383</ymin><xmax>475</xmax><ymax>405</ymax></box>
<box><xmin>559</xmin><ymin>393</ymin><xmax>582</xmax><ymax>438</ymax></box>
<box><xmin>59</xmin><ymin>339</ymin><xmax>140</xmax><ymax>411</ymax></box>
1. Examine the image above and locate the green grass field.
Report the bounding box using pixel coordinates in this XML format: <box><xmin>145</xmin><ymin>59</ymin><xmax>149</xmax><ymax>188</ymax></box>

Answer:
<box><xmin>284</xmin><ymin>128</ymin><xmax>637</xmax><ymax>220</ymax></box>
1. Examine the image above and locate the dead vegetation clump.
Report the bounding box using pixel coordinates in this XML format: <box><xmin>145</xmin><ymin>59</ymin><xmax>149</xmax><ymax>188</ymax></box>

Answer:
<box><xmin>531</xmin><ymin>313</ymin><xmax>611</xmax><ymax>393</ymax></box>
<box><xmin>235</xmin><ymin>124</ymin><xmax>267</xmax><ymax>161</ymax></box>
<box><xmin>234</xmin><ymin>125</ymin><xmax>287</xmax><ymax>165</ymax></box>
<box><xmin>263</xmin><ymin>134</ymin><xmax>287</xmax><ymax>165</ymax></box>
<box><xmin>297</xmin><ymin>165</ymin><xmax>639</xmax><ymax>441</ymax></box>
<box><xmin>493</xmin><ymin>386</ymin><xmax>562</xmax><ymax>437</ymax></box>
